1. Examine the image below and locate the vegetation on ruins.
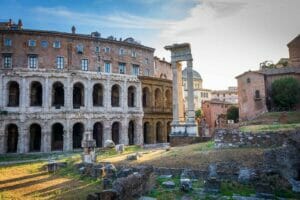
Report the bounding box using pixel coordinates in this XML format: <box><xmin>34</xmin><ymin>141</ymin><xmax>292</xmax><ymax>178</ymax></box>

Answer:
<box><xmin>226</xmin><ymin>106</ymin><xmax>239</xmax><ymax>122</ymax></box>
<box><xmin>271</xmin><ymin>77</ymin><xmax>300</xmax><ymax>110</ymax></box>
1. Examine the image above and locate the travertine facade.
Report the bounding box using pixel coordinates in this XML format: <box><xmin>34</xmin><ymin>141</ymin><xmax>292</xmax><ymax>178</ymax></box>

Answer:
<box><xmin>153</xmin><ymin>56</ymin><xmax>172</xmax><ymax>80</ymax></box>
<box><xmin>0</xmin><ymin>21</ymin><xmax>158</xmax><ymax>153</ymax></box>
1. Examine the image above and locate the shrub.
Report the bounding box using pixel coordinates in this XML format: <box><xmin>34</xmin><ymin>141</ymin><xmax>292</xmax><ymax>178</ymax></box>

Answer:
<box><xmin>227</xmin><ymin>106</ymin><xmax>239</xmax><ymax>122</ymax></box>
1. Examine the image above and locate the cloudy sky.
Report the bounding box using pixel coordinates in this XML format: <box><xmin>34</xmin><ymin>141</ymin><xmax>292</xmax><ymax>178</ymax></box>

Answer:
<box><xmin>1</xmin><ymin>0</ymin><xmax>300</xmax><ymax>89</ymax></box>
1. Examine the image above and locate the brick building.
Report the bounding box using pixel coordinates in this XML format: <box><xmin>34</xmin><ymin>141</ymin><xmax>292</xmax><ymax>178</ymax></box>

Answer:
<box><xmin>211</xmin><ymin>87</ymin><xmax>238</xmax><ymax>104</ymax></box>
<box><xmin>0</xmin><ymin>19</ymin><xmax>172</xmax><ymax>154</ymax></box>
<box><xmin>236</xmin><ymin>34</ymin><xmax>300</xmax><ymax>121</ymax></box>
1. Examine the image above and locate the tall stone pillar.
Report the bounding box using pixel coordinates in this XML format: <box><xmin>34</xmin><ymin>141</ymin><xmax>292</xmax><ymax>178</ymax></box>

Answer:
<box><xmin>171</xmin><ymin>61</ymin><xmax>179</xmax><ymax>124</ymax></box>
<box><xmin>186</xmin><ymin>60</ymin><xmax>195</xmax><ymax>123</ymax></box>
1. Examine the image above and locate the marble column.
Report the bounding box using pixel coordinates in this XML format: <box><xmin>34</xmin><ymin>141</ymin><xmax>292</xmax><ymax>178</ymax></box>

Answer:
<box><xmin>186</xmin><ymin>59</ymin><xmax>195</xmax><ymax>123</ymax></box>
<box><xmin>171</xmin><ymin>61</ymin><xmax>179</xmax><ymax>124</ymax></box>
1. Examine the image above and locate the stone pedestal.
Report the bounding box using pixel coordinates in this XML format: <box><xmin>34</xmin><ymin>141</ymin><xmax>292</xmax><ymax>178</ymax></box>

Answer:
<box><xmin>81</xmin><ymin>131</ymin><xmax>97</xmax><ymax>164</ymax></box>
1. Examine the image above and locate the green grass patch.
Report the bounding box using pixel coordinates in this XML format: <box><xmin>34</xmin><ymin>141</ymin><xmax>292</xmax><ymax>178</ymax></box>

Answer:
<box><xmin>239</xmin><ymin>123</ymin><xmax>300</xmax><ymax>133</ymax></box>
<box><xmin>194</xmin><ymin>141</ymin><xmax>215</xmax><ymax>151</ymax></box>
<box><xmin>220</xmin><ymin>181</ymin><xmax>255</xmax><ymax>196</ymax></box>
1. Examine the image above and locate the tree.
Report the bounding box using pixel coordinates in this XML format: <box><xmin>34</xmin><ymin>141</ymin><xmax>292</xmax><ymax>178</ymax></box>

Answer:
<box><xmin>227</xmin><ymin>106</ymin><xmax>239</xmax><ymax>122</ymax></box>
<box><xmin>195</xmin><ymin>109</ymin><xmax>202</xmax><ymax>119</ymax></box>
<box><xmin>271</xmin><ymin>77</ymin><xmax>300</xmax><ymax>110</ymax></box>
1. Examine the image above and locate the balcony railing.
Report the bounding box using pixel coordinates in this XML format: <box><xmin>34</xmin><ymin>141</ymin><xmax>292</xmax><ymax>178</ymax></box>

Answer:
<box><xmin>143</xmin><ymin>106</ymin><xmax>172</xmax><ymax>113</ymax></box>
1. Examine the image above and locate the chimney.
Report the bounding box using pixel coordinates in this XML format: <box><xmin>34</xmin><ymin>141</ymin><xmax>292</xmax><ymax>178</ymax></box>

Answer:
<box><xmin>71</xmin><ymin>25</ymin><xmax>76</xmax><ymax>34</ymax></box>
<box><xmin>18</xmin><ymin>19</ymin><xmax>23</xmax><ymax>29</ymax></box>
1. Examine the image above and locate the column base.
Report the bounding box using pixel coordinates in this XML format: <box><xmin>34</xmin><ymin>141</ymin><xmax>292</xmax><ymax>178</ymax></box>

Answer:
<box><xmin>170</xmin><ymin>121</ymin><xmax>198</xmax><ymax>137</ymax></box>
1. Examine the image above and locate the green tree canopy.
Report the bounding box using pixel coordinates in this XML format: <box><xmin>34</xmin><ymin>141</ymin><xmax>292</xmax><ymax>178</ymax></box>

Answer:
<box><xmin>227</xmin><ymin>106</ymin><xmax>239</xmax><ymax>122</ymax></box>
<box><xmin>195</xmin><ymin>109</ymin><xmax>202</xmax><ymax>119</ymax></box>
<box><xmin>271</xmin><ymin>77</ymin><xmax>300</xmax><ymax>110</ymax></box>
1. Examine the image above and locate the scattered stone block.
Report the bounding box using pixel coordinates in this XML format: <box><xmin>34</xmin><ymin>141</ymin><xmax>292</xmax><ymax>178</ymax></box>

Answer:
<box><xmin>104</xmin><ymin>140</ymin><xmax>115</xmax><ymax>148</ymax></box>
<box><xmin>238</xmin><ymin>168</ymin><xmax>255</xmax><ymax>184</ymax></box>
<box><xmin>159</xmin><ymin>175</ymin><xmax>173</xmax><ymax>179</ymax></box>
<box><xmin>115</xmin><ymin>144</ymin><xmax>125</xmax><ymax>154</ymax></box>
<box><xmin>162</xmin><ymin>181</ymin><xmax>175</xmax><ymax>189</ymax></box>
<box><xmin>180</xmin><ymin>178</ymin><xmax>192</xmax><ymax>192</ymax></box>
<box><xmin>204</xmin><ymin>177</ymin><xmax>221</xmax><ymax>194</ymax></box>
<box><xmin>208</xmin><ymin>164</ymin><xmax>218</xmax><ymax>179</ymax></box>
<box><xmin>104</xmin><ymin>163</ymin><xmax>117</xmax><ymax>178</ymax></box>
<box><xmin>290</xmin><ymin>178</ymin><xmax>300</xmax><ymax>193</ymax></box>
<box><xmin>181</xmin><ymin>169</ymin><xmax>196</xmax><ymax>180</ymax></box>
<box><xmin>117</xmin><ymin>168</ymin><xmax>133</xmax><ymax>178</ymax></box>
<box><xmin>98</xmin><ymin>189</ymin><xmax>118</xmax><ymax>200</ymax></box>
<box><xmin>139</xmin><ymin>197</ymin><xmax>157</xmax><ymax>200</ymax></box>
<box><xmin>102</xmin><ymin>178</ymin><xmax>112</xmax><ymax>190</ymax></box>
<box><xmin>47</xmin><ymin>161</ymin><xmax>58</xmax><ymax>173</ymax></box>
<box><xmin>127</xmin><ymin>152</ymin><xmax>142</xmax><ymax>161</ymax></box>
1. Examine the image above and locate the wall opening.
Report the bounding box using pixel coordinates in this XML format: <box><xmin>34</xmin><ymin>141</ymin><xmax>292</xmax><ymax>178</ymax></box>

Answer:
<box><xmin>93</xmin><ymin>84</ymin><xmax>103</xmax><ymax>107</ymax></box>
<box><xmin>156</xmin><ymin>121</ymin><xmax>163</xmax><ymax>143</ymax></box>
<box><xmin>167</xmin><ymin>121</ymin><xmax>171</xmax><ymax>143</ymax></box>
<box><xmin>6</xmin><ymin>124</ymin><xmax>18</xmax><ymax>153</ymax></box>
<box><xmin>51</xmin><ymin>123</ymin><xmax>64</xmax><ymax>151</ymax></box>
<box><xmin>7</xmin><ymin>81</ymin><xmax>20</xmax><ymax>107</ymax></box>
<box><xmin>143</xmin><ymin>122</ymin><xmax>150</xmax><ymax>144</ymax></box>
<box><xmin>73</xmin><ymin>82</ymin><xmax>84</xmax><ymax>109</ymax></box>
<box><xmin>165</xmin><ymin>89</ymin><xmax>172</xmax><ymax>108</ymax></box>
<box><xmin>155</xmin><ymin>88</ymin><xmax>162</xmax><ymax>108</ymax></box>
<box><xmin>142</xmin><ymin>87</ymin><xmax>150</xmax><ymax>107</ymax></box>
<box><xmin>128</xmin><ymin>120</ymin><xmax>135</xmax><ymax>145</ymax></box>
<box><xmin>128</xmin><ymin>86</ymin><xmax>136</xmax><ymax>107</ymax></box>
<box><xmin>111</xmin><ymin>85</ymin><xmax>120</xmax><ymax>107</ymax></box>
<box><xmin>73</xmin><ymin>123</ymin><xmax>84</xmax><ymax>149</ymax></box>
<box><xmin>93</xmin><ymin>122</ymin><xmax>103</xmax><ymax>147</ymax></box>
<box><xmin>30</xmin><ymin>81</ymin><xmax>43</xmax><ymax>106</ymax></box>
<box><xmin>112</xmin><ymin>122</ymin><xmax>120</xmax><ymax>144</ymax></box>
<box><xmin>52</xmin><ymin>82</ymin><xmax>64</xmax><ymax>108</ymax></box>
<box><xmin>29</xmin><ymin>124</ymin><xmax>41</xmax><ymax>152</ymax></box>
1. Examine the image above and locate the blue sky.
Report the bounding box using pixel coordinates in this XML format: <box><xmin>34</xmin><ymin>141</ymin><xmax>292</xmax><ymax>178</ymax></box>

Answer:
<box><xmin>1</xmin><ymin>0</ymin><xmax>300</xmax><ymax>89</ymax></box>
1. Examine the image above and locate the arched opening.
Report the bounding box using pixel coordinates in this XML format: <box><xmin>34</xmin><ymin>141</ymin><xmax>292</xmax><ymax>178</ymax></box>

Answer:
<box><xmin>93</xmin><ymin>122</ymin><xmax>103</xmax><ymax>147</ymax></box>
<box><xmin>51</xmin><ymin>123</ymin><xmax>64</xmax><ymax>151</ymax></box>
<box><xmin>6</xmin><ymin>124</ymin><xmax>18</xmax><ymax>153</ymax></box>
<box><xmin>29</xmin><ymin>124</ymin><xmax>41</xmax><ymax>152</ymax></box>
<box><xmin>111</xmin><ymin>84</ymin><xmax>120</xmax><ymax>107</ymax></box>
<box><xmin>52</xmin><ymin>82</ymin><xmax>64</xmax><ymax>108</ymax></box>
<box><xmin>7</xmin><ymin>81</ymin><xmax>20</xmax><ymax>107</ymax></box>
<box><xmin>167</xmin><ymin>121</ymin><xmax>171</xmax><ymax>143</ymax></box>
<box><xmin>30</xmin><ymin>81</ymin><xmax>43</xmax><ymax>106</ymax></box>
<box><xmin>73</xmin><ymin>123</ymin><xmax>84</xmax><ymax>149</ymax></box>
<box><xmin>142</xmin><ymin>87</ymin><xmax>150</xmax><ymax>108</ymax></box>
<box><xmin>155</xmin><ymin>88</ymin><xmax>162</xmax><ymax>108</ymax></box>
<box><xmin>156</xmin><ymin>121</ymin><xmax>163</xmax><ymax>143</ymax></box>
<box><xmin>73</xmin><ymin>82</ymin><xmax>84</xmax><ymax>109</ymax></box>
<box><xmin>112</xmin><ymin>122</ymin><xmax>120</xmax><ymax>144</ymax></box>
<box><xmin>128</xmin><ymin>86</ymin><xmax>136</xmax><ymax>107</ymax></box>
<box><xmin>165</xmin><ymin>89</ymin><xmax>172</xmax><ymax>108</ymax></box>
<box><xmin>143</xmin><ymin>122</ymin><xmax>151</xmax><ymax>144</ymax></box>
<box><xmin>93</xmin><ymin>84</ymin><xmax>103</xmax><ymax>106</ymax></box>
<box><xmin>128</xmin><ymin>120</ymin><xmax>135</xmax><ymax>145</ymax></box>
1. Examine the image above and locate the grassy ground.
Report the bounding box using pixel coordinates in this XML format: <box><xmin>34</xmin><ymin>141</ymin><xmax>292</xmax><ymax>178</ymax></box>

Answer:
<box><xmin>0</xmin><ymin>162</ymin><xmax>100</xmax><ymax>200</ymax></box>
<box><xmin>102</xmin><ymin>141</ymin><xmax>264</xmax><ymax>171</ymax></box>
<box><xmin>245</xmin><ymin>111</ymin><xmax>300</xmax><ymax>125</ymax></box>
<box><xmin>240</xmin><ymin>123</ymin><xmax>300</xmax><ymax>133</ymax></box>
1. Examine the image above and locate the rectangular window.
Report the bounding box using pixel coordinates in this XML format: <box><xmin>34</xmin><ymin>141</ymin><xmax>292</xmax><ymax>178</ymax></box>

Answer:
<box><xmin>28</xmin><ymin>55</ymin><xmax>38</xmax><ymax>69</ymax></box>
<box><xmin>41</xmin><ymin>40</ymin><xmax>48</xmax><ymax>48</ymax></box>
<box><xmin>3</xmin><ymin>55</ymin><xmax>12</xmax><ymax>68</ymax></box>
<box><xmin>119</xmin><ymin>63</ymin><xmax>126</xmax><ymax>74</ymax></box>
<box><xmin>104</xmin><ymin>62</ymin><xmax>111</xmax><ymax>73</ymax></box>
<box><xmin>104</xmin><ymin>47</ymin><xmax>110</xmax><ymax>53</ymax></box>
<box><xmin>81</xmin><ymin>59</ymin><xmax>88</xmax><ymax>71</ymax></box>
<box><xmin>95</xmin><ymin>46</ymin><xmax>100</xmax><ymax>53</ymax></box>
<box><xmin>97</xmin><ymin>66</ymin><xmax>101</xmax><ymax>72</ymax></box>
<box><xmin>144</xmin><ymin>68</ymin><xmax>150</xmax><ymax>76</ymax></box>
<box><xmin>76</xmin><ymin>44</ymin><xmax>83</xmax><ymax>54</ymax></box>
<box><xmin>119</xmin><ymin>48</ymin><xmax>124</xmax><ymax>55</ymax></box>
<box><xmin>145</xmin><ymin>58</ymin><xmax>149</xmax><ymax>64</ymax></box>
<box><xmin>132</xmin><ymin>64</ymin><xmax>139</xmax><ymax>76</ymax></box>
<box><xmin>28</xmin><ymin>40</ymin><xmax>36</xmax><ymax>47</ymax></box>
<box><xmin>4</xmin><ymin>38</ymin><xmax>12</xmax><ymax>46</ymax></box>
<box><xmin>131</xmin><ymin>50</ymin><xmax>137</xmax><ymax>58</ymax></box>
<box><xmin>53</xmin><ymin>41</ymin><xmax>61</xmax><ymax>48</ymax></box>
<box><xmin>56</xmin><ymin>56</ymin><xmax>64</xmax><ymax>69</ymax></box>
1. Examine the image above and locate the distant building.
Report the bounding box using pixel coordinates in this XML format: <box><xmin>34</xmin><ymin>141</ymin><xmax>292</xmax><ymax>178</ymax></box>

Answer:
<box><xmin>236</xmin><ymin>34</ymin><xmax>300</xmax><ymax>121</ymax></box>
<box><xmin>182</xmin><ymin>68</ymin><xmax>211</xmax><ymax>111</ymax></box>
<box><xmin>153</xmin><ymin>56</ymin><xmax>172</xmax><ymax>80</ymax></box>
<box><xmin>211</xmin><ymin>87</ymin><xmax>238</xmax><ymax>104</ymax></box>
<box><xmin>202</xmin><ymin>100</ymin><xmax>237</xmax><ymax>135</ymax></box>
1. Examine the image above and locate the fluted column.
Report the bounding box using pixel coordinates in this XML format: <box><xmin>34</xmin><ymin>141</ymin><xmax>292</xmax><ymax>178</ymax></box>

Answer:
<box><xmin>186</xmin><ymin>59</ymin><xmax>195</xmax><ymax>123</ymax></box>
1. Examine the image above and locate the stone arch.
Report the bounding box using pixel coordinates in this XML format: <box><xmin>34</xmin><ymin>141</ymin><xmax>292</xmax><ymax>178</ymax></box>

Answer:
<box><xmin>167</xmin><ymin>121</ymin><xmax>171</xmax><ymax>143</ymax></box>
<box><xmin>156</xmin><ymin>121</ymin><xmax>163</xmax><ymax>143</ymax></box>
<box><xmin>93</xmin><ymin>122</ymin><xmax>103</xmax><ymax>147</ymax></box>
<box><xmin>111</xmin><ymin>84</ymin><xmax>120</xmax><ymax>107</ymax></box>
<box><xmin>30</xmin><ymin>81</ymin><xmax>43</xmax><ymax>106</ymax></box>
<box><xmin>73</xmin><ymin>122</ymin><xmax>84</xmax><ymax>149</ymax></box>
<box><xmin>165</xmin><ymin>89</ymin><xmax>172</xmax><ymax>108</ymax></box>
<box><xmin>112</xmin><ymin>122</ymin><xmax>120</xmax><ymax>144</ymax></box>
<box><xmin>73</xmin><ymin>82</ymin><xmax>84</xmax><ymax>108</ymax></box>
<box><xmin>143</xmin><ymin>122</ymin><xmax>151</xmax><ymax>144</ymax></box>
<box><xmin>142</xmin><ymin>87</ymin><xmax>151</xmax><ymax>108</ymax></box>
<box><xmin>93</xmin><ymin>83</ymin><xmax>103</xmax><ymax>107</ymax></box>
<box><xmin>154</xmin><ymin>88</ymin><xmax>162</xmax><ymax>108</ymax></box>
<box><xmin>6</xmin><ymin>124</ymin><xmax>18</xmax><ymax>153</ymax></box>
<box><xmin>29</xmin><ymin>123</ymin><xmax>41</xmax><ymax>152</ymax></box>
<box><xmin>7</xmin><ymin>81</ymin><xmax>20</xmax><ymax>107</ymax></box>
<box><xmin>51</xmin><ymin>123</ymin><xmax>64</xmax><ymax>151</ymax></box>
<box><xmin>52</xmin><ymin>81</ymin><xmax>64</xmax><ymax>108</ymax></box>
<box><xmin>128</xmin><ymin>86</ymin><xmax>136</xmax><ymax>107</ymax></box>
<box><xmin>128</xmin><ymin>120</ymin><xmax>135</xmax><ymax>145</ymax></box>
